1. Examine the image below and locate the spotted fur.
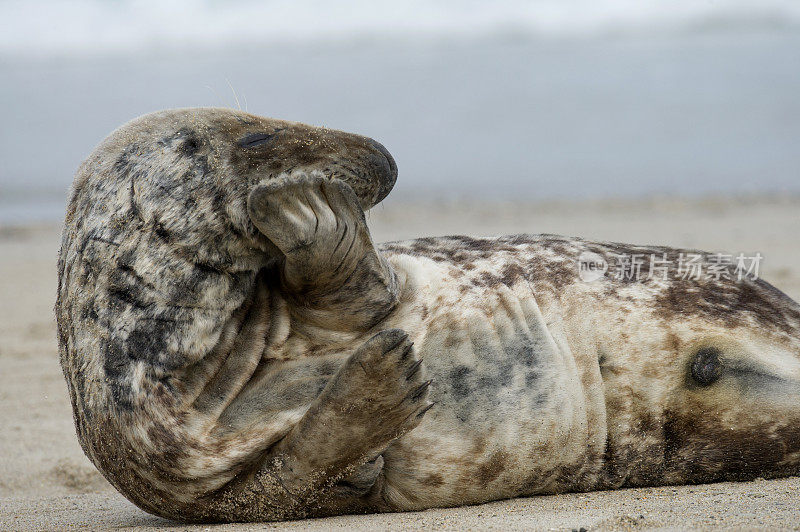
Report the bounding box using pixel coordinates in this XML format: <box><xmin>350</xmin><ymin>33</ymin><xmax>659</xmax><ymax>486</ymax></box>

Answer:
<box><xmin>58</xmin><ymin>108</ymin><xmax>800</xmax><ymax>522</ymax></box>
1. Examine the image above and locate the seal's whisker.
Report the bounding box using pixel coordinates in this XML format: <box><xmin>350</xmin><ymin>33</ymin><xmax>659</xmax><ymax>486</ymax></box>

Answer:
<box><xmin>226</xmin><ymin>78</ymin><xmax>242</xmax><ymax>111</ymax></box>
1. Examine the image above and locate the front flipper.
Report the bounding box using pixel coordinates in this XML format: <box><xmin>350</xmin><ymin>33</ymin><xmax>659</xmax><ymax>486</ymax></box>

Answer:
<box><xmin>216</xmin><ymin>329</ymin><xmax>432</xmax><ymax>520</ymax></box>
<box><xmin>248</xmin><ymin>173</ymin><xmax>399</xmax><ymax>330</ymax></box>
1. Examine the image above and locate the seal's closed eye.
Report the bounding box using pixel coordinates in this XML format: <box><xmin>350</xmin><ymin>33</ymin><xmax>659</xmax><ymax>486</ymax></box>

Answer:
<box><xmin>691</xmin><ymin>347</ymin><xmax>722</xmax><ymax>386</ymax></box>
<box><xmin>238</xmin><ymin>132</ymin><xmax>276</xmax><ymax>149</ymax></box>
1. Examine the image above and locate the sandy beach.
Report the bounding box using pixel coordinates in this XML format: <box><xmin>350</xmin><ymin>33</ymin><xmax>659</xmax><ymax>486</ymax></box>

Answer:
<box><xmin>2</xmin><ymin>195</ymin><xmax>800</xmax><ymax>531</ymax></box>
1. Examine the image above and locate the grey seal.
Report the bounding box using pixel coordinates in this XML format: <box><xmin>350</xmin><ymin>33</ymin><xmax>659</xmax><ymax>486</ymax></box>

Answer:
<box><xmin>57</xmin><ymin>108</ymin><xmax>800</xmax><ymax>522</ymax></box>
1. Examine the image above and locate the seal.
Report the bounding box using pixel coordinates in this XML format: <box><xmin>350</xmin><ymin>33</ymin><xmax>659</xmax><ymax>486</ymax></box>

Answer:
<box><xmin>57</xmin><ymin>108</ymin><xmax>800</xmax><ymax>522</ymax></box>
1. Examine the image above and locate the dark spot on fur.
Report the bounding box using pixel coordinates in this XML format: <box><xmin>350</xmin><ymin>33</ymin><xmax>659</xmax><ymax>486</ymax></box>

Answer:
<box><xmin>183</xmin><ymin>194</ymin><xmax>198</xmax><ymax>212</ymax></box>
<box><xmin>421</xmin><ymin>473</ymin><xmax>444</xmax><ymax>487</ymax></box>
<box><xmin>108</xmin><ymin>285</ymin><xmax>151</xmax><ymax>311</ymax></box>
<box><xmin>101</xmin><ymin>339</ymin><xmax>134</xmax><ymax>410</ymax></box>
<box><xmin>194</xmin><ymin>261</ymin><xmax>225</xmax><ymax>276</ymax></box>
<box><xmin>80</xmin><ymin>302</ymin><xmax>99</xmax><ymax>322</ymax></box>
<box><xmin>508</xmin><ymin>339</ymin><xmax>537</xmax><ymax>367</ymax></box>
<box><xmin>126</xmin><ymin>327</ymin><xmax>169</xmax><ymax>363</ymax></box>
<box><xmin>527</xmin><ymin>258</ymin><xmax>576</xmax><ymax>291</ymax></box>
<box><xmin>113</xmin><ymin>144</ymin><xmax>139</xmax><ymax>175</ymax></box>
<box><xmin>525</xmin><ymin>369</ymin><xmax>541</xmax><ymax>387</ymax></box>
<box><xmin>476</xmin><ymin>451</ymin><xmax>509</xmax><ymax>487</ymax></box>
<box><xmin>472</xmin><ymin>271</ymin><xmax>501</xmax><ymax>288</ymax></box>
<box><xmin>498</xmin><ymin>360</ymin><xmax>515</xmax><ymax>386</ymax></box>
<box><xmin>475</xmin><ymin>359</ymin><xmax>515</xmax><ymax>393</ymax></box>
<box><xmin>146</xmin><ymin>422</ymin><xmax>191</xmax><ymax>467</ymax></box>
<box><xmin>449</xmin><ymin>365</ymin><xmax>472</xmax><ymax>400</ymax></box>
<box><xmin>128</xmin><ymin>175</ymin><xmax>141</xmax><ymax>221</ymax></box>
<box><xmin>180</xmin><ymin>136</ymin><xmax>201</xmax><ymax>156</ymax></box>
<box><xmin>500</xmin><ymin>263</ymin><xmax>526</xmax><ymax>286</ymax></box>
<box><xmin>453</xmin><ymin>235</ymin><xmax>499</xmax><ymax>252</ymax></box>
<box><xmin>152</xmin><ymin>220</ymin><xmax>172</xmax><ymax>242</ymax></box>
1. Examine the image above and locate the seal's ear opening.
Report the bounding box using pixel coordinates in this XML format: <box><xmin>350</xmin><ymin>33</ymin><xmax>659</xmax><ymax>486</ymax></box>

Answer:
<box><xmin>690</xmin><ymin>347</ymin><xmax>723</xmax><ymax>386</ymax></box>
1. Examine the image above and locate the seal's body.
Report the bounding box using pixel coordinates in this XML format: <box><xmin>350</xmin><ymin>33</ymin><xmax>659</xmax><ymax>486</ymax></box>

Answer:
<box><xmin>58</xmin><ymin>109</ymin><xmax>800</xmax><ymax>522</ymax></box>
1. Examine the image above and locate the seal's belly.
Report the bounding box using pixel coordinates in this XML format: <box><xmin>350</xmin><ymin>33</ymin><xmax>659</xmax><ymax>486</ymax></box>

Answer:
<box><xmin>377</xmin><ymin>253</ymin><xmax>603</xmax><ymax>508</ymax></box>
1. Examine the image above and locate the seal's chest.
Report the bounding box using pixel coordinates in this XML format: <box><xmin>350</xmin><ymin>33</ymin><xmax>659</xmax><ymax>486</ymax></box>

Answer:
<box><xmin>415</xmin><ymin>292</ymin><xmax>571</xmax><ymax>427</ymax></box>
<box><xmin>378</xmin><ymin>293</ymin><xmax>595</xmax><ymax>508</ymax></box>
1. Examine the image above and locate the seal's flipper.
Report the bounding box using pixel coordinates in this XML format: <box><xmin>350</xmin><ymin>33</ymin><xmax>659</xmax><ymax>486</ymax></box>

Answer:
<box><xmin>220</xmin><ymin>329</ymin><xmax>432</xmax><ymax>520</ymax></box>
<box><xmin>248</xmin><ymin>174</ymin><xmax>399</xmax><ymax>330</ymax></box>
<box><xmin>283</xmin><ymin>329</ymin><xmax>432</xmax><ymax>466</ymax></box>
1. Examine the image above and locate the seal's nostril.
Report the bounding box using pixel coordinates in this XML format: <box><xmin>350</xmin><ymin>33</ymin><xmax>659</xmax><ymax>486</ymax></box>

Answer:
<box><xmin>370</xmin><ymin>139</ymin><xmax>397</xmax><ymax>179</ymax></box>
<box><xmin>368</xmin><ymin>139</ymin><xmax>397</xmax><ymax>205</ymax></box>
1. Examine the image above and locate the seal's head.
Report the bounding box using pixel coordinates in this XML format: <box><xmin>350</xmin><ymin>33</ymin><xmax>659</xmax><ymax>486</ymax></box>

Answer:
<box><xmin>113</xmin><ymin>107</ymin><xmax>396</xmax><ymax>204</ymax></box>
<box><xmin>66</xmin><ymin>107</ymin><xmax>396</xmax><ymax>267</ymax></box>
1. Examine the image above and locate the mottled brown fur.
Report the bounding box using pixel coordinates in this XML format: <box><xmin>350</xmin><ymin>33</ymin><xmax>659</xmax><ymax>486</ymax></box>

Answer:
<box><xmin>58</xmin><ymin>108</ymin><xmax>800</xmax><ymax>523</ymax></box>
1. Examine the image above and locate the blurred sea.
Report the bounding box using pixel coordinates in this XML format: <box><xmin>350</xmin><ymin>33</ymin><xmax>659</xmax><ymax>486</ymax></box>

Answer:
<box><xmin>1</xmin><ymin>0</ymin><xmax>799</xmax><ymax>224</ymax></box>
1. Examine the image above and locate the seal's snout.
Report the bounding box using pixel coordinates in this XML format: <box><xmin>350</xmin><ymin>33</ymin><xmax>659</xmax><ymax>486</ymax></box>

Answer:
<box><xmin>370</xmin><ymin>139</ymin><xmax>397</xmax><ymax>179</ymax></box>
<box><xmin>367</xmin><ymin>138</ymin><xmax>398</xmax><ymax>204</ymax></box>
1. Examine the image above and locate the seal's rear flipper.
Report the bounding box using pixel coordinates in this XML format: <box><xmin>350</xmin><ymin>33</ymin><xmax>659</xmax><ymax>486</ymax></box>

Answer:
<box><xmin>247</xmin><ymin>173</ymin><xmax>399</xmax><ymax>330</ymax></box>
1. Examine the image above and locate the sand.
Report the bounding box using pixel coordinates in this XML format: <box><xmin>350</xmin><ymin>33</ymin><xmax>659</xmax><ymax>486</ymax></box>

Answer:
<box><xmin>2</xmin><ymin>195</ymin><xmax>800</xmax><ymax>531</ymax></box>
